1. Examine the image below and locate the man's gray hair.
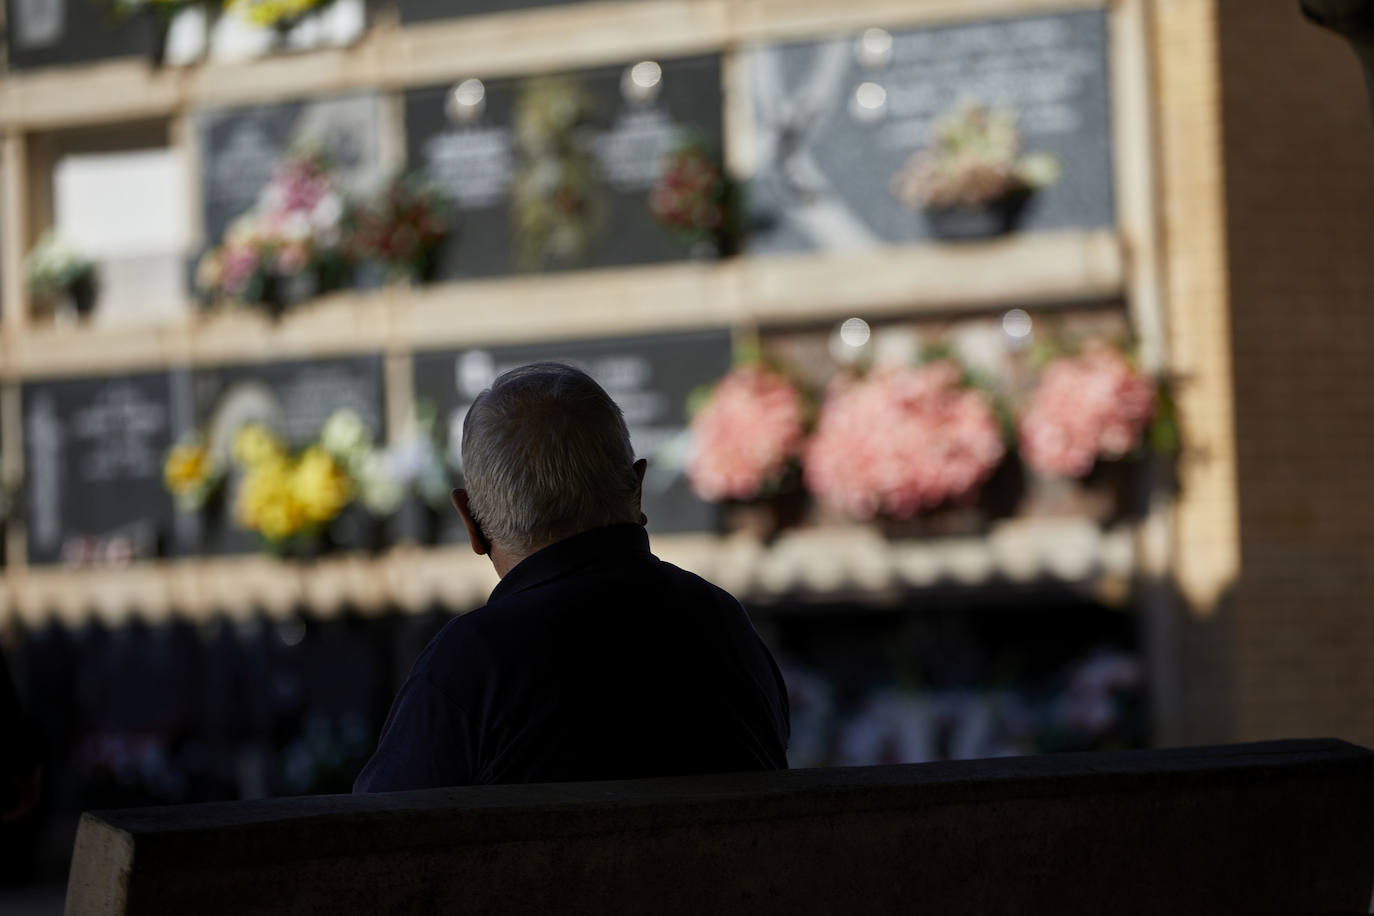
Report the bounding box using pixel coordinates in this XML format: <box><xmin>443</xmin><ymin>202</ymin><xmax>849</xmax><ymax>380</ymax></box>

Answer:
<box><xmin>461</xmin><ymin>362</ymin><xmax>641</xmax><ymax>553</ymax></box>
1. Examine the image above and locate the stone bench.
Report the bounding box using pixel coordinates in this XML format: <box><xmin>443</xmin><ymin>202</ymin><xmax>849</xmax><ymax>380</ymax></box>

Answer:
<box><xmin>66</xmin><ymin>738</ymin><xmax>1374</xmax><ymax>915</ymax></box>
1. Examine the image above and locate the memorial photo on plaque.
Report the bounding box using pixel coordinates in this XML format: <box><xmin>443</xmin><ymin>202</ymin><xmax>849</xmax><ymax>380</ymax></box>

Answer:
<box><xmin>23</xmin><ymin>372</ymin><xmax>184</xmax><ymax>566</ymax></box>
<box><xmin>404</xmin><ymin>54</ymin><xmax>727</xmax><ymax>280</ymax></box>
<box><xmin>5</xmin><ymin>0</ymin><xmax>159</xmax><ymax>71</ymax></box>
<box><xmin>175</xmin><ymin>356</ymin><xmax>388</xmax><ymax>556</ymax></box>
<box><xmin>413</xmin><ymin>329</ymin><xmax>733</xmax><ymax>540</ymax></box>
<box><xmin>744</xmin><ymin>10</ymin><xmax>1115</xmax><ymax>253</ymax></box>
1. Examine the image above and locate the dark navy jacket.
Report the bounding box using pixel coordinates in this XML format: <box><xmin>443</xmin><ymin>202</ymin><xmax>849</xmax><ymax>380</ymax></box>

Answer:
<box><xmin>354</xmin><ymin>524</ymin><xmax>789</xmax><ymax>790</ymax></box>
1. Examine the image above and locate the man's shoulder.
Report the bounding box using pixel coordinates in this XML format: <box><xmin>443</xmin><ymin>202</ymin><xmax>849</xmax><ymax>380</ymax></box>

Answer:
<box><xmin>409</xmin><ymin>612</ymin><xmax>492</xmax><ymax>682</ymax></box>
<box><xmin>655</xmin><ymin>556</ymin><xmax>738</xmax><ymax>597</ymax></box>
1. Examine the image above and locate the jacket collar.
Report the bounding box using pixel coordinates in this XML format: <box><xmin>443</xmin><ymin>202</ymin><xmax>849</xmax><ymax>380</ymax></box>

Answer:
<box><xmin>487</xmin><ymin>523</ymin><xmax>652</xmax><ymax>604</ymax></box>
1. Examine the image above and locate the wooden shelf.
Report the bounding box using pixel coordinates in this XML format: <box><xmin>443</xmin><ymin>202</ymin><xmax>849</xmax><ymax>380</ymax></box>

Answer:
<box><xmin>0</xmin><ymin>0</ymin><xmax>1105</xmax><ymax>130</ymax></box>
<box><xmin>0</xmin><ymin>517</ymin><xmax>1138</xmax><ymax>627</ymax></box>
<box><xmin>0</xmin><ymin>229</ymin><xmax>1122</xmax><ymax>379</ymax></box>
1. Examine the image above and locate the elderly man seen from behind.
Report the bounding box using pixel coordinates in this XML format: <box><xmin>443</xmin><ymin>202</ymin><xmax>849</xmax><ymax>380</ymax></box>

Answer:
<box><xmin>355</xmin><ymin>363</ymin><xmax>789</xmax><ymax>790</ymax></box>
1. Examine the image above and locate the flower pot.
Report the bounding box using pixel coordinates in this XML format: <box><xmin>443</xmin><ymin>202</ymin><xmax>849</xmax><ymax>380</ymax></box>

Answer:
<box><xmin>1023</xmin><ymin>457</ymin><xmax>1150</xmax><ymax>525</ymax></box>
<box><xmin>269</xmin><ymin>533</ymin><xmax>326</xmax><ymax>561</ymax></box>
<box><xmin>400</xmin><ymin>242</ymin><xmax>444</xmax><ymax>287</ymax></box>
<box><xmin>255</xmin><ymin>271</ymin><xmax>315</xmax><ymax>319</ymax></box>
<box><xmin>877</xmin><ymin>503</ymin><xmax>987</xmax><ymax>540</ymax></box>
<box><xmin>720</xmin><ymin>486</ymin><xmax>808</xmax><ymax>543</ymax></box>
<box><xmin>923</xmin><ymin>190</ymin><xmax>1031</xmax><ymax>241</ymax></box>
<box><xmin>163</xmin><ymin>6</ymin><xmax>211</xmax><ymax>67</ymax></box>
<box><xmin>59</xmin><ymin>272</ymin><xmax>99</xmax><ymax>323</ymax></box>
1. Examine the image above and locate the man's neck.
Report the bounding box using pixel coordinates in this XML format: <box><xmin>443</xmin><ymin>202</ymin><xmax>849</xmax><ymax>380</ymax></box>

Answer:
<box><xmin>489</xmin><ymin>544</ymin><xmax>527</xmax><ymax>579</ymax></box>
<box><xmin>489</xmin><ymin>540</ymin><xmax>548</xmax><ymax>579</ymax></box>
<box><xmin>488</xmin><ymin>521</ymin><xmax>645</xmax><ymax>579</ymax></box>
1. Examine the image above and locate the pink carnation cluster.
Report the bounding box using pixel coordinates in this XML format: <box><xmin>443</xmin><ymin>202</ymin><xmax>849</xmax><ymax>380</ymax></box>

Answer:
<box><xmin>687</xmin><ymin>365</ymin><xmax>807</xmax><ymax>502</ymax></box>
<box><xmin>1019</xmin><ymin>343</ymin><xmax>1157</xmax><ymax>478</ymax></box>
<box><xmin>803</xmin><ymin>362</ymin><xmax>1005</xmax><ymax>520</ymax></box>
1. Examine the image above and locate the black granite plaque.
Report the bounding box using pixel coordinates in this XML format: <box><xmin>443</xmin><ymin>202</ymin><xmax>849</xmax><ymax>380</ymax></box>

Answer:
<box><xmin>196</xmin><ymin>93</ymin><xmax>387</xmax><ymax>248</ymax></box>
<box><xmin>5</xmin><ymin>0</ymin><xmax>158</xmax><ymax>71</ymax></box>
<box><xmin>413</xmin><ymin>329</ymin><xmax>732</xmax><ymax>538</ymax></box>
<box><xmin>23</xmin><ymin>372</ymin><xmax>186</xmax><ymax>565</ymax></box>
<box><xmin>404</xmin><ymin>54</ymin><xmax>722</xmax><ymax>279</ymax></box>
<box><xmin>398</xmin><ymin>0</ymin><xmax>569</xmax><ymax>23</ymax></box>
<box><xmin>745</xmin><ymin>10</ymin><xmax>1114</xmax><ymax>252</ymax></box>
<box><xmin>189</xmin><ymin>355</ymin><xmax>386</xmax><ymax>555</ymax></box>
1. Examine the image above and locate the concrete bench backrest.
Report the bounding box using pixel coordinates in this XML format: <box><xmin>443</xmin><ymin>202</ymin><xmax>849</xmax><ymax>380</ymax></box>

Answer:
<box><xmin>67</xmin><ymin>739</ymin><xmax>1374</xmax><ymax>916</ymax></box>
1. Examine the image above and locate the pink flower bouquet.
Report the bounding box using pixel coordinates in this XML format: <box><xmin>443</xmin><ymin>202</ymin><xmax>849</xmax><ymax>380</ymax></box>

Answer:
<box><xmin>195</xmin><ymin>148</ymin><xmax>350</xmax><ymax>312</ymax></box>
<box><xmin>1018</xmin><ymin>342</ymin><xmax>1157</xmax><ymax>478</ymax></box>
<box><xmin>804</xmin><ymin>362</ymin><xmax>1006</xmax><ymax>521</ymax></box>
<box><xmin>687</xmin><ymin>365</ymin><xmax>807</xmax><ymax>503</ymax></box>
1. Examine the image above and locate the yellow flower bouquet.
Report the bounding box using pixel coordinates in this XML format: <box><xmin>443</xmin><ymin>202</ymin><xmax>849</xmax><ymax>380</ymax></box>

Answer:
<box><xmin>169</xmin><ymin>408</ymin><xmax>416</xmax><ymax>556</ymax></box>
<box><xmin>225</xmin><ymin>0</ymin><xmax>332</xmax><ymax>30</ymax></box>
<box><xmin>164</xmin><ymin>433</ymin><xmax>225</xmax><ymax>513</ymax></box>
<box><xmin>232</xmin><ymin>423</ymin><xmax>354</xmax><ymax>551</ymax></box>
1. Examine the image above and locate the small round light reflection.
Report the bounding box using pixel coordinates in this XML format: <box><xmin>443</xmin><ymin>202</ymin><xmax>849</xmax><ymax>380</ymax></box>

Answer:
<box><xmin>1001</xmin><ymin>308</ymin><xmax>1033</xmax><ymax>341</ymax></box>
<box><xmin>850</xmin><ymin>82</ymin><xmax>888</xmax><ymax>124</ymax></box>
<box><xmin>839</xmin><ymin>317</ymin><xmax>872</xmax><ymax>348</ymax></box>
<box><xmin>630</xmin><ymin>60</ymin><xmax>662</xmax><ymax>89</ymax></box>
<box><xmin>446</xmin><ymin>78</ymin><xmax>486</xmax><ymax>123</ymax></box>
<box><xmin>857</xmin><ymin>27</ymin><xmax>894</xmax><ymax>69</ymax></box>
<box><xmin>622</xmin><ymin>60</ymin><xmax>663</xmax><ymax>104</ymax></box>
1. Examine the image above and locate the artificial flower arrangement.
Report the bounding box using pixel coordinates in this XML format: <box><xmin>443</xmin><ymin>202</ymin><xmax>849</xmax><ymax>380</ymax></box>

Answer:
<box><xmin>223</xmin><ymin>0</ymin><xmax>334</xmax><ymax>31</ymax></box>
<box><xmin>230</xmin><ymin>421</ymin><xmax>353</xmax><ymax>549</ymax></box>
<box><xmin>347</xmin><ymin>173</ymin><xmax>452</xmax><ymax>284</ymax></box>
<box><xmin>511</xmin><ymin>76</ymin><xmax>603</xmax><ymax>270</ymax></box>
<box><xmin>106</xmin><ymin>0</ymin><xmax>332</xmax><ymax>28</ymax></box>
<box><xmin>106</xmin><ymin>0</ymin><xmax>204</xmax><ymax>22</ymax></box>
<box><xmin>163</xmin><ymin>433</ymin><xmax>227</xmax><ymax>513</ymax></box>
<box><xmin>890</xmin><ymin>101</ymin><xmax>1061</xmax><ymax>238</ymax></box>
<box><xmin>803</xmin><ymin>358</ymin><xmax>1007</xmax><ymax>522</ymax></box>
<box><xmin>103</xmin><ymin>0</ymin><xmax>345</xmax><ymax>68</ymax></box>
<box><xmin>26</xmin><ymin>231</ymin><xmax>98</xmax><ymax>322</ymax></box>
<box><xmin>317</xmin><ymin>408</ymin><xmax>451</xmax><ymax>521</ymax></box>
<box><xmin>686</xmin><ymin>362</ymin><xmax>810</xmax><ymax>504</ymax></box>
<box><xmin>196</xmin><ymin>148</ymin><xmax>454</xmax><ymax>314</ymax></box>
<box><xmin>165</xmin><ymin>406</ymin><xmax>452</xmax><ymax>554</ymax></box>
<box><xmin>1017</xmin><ymin>339</ymin><xmax>1170</xmax><ymax>479</ymax></box>
<box><xmin>649</xmin><ymin>142</ymin><xmax>738</xmax><ymax>257</ymax></box>
<box><xmin>195</xmin><ymin>147</ymin><xmax>350</xmax><ymax>316</ymax></box>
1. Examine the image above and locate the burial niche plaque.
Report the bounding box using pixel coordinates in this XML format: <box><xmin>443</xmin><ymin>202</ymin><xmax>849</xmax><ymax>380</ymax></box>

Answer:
<box><xmin>189</xmin><ymin>355</ymin><xmax>386</xmax><ymax>555</ymax></box>
<box><xmin>5</xmin><ymin>0</ymin><xmax>159</xmax><ymax>71</ymax></box>
<box><xmin>745</xmin><ymin>9</ymin><xmax>1114</xmax><ymax>252</ymax></box>
<box><xmin>196</xmin><ymin>93</ymin><xmax>388</xmax><ymax>250</ymax></box>
<box><xmin>404</xmin><ymin>54</ymin><xmax>723</xmax><ymax>279</ymax></box>
<box><xmin>413</xmin><ymin>329</ymin><xmax>732</xmax><ymax>540</ymax></box>
<box><xmin>398</xmin><ymin>0</ymin><xmax>571</xmax><ymax>23</ymax></box>
<box><xmin>23</xmin><ymin>372</ymin><xmax>184</xmax><ymax>566</ymax></box>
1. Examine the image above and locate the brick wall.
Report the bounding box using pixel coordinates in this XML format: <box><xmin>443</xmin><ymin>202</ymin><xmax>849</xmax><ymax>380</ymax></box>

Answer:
<box><xmin>1154</xmin><ymin>0</ymin><xmax>1374</xmax><ymax>746</ymax></box>
<box><xmin>1217</xmin><ymin>0</ymin><xmax>1374</xmax><ymax>745</ymax></box>
<box><xmin>1153</xmin><ymin>0</ymin><xmax>1241</xmax><ymax>745</ymax></box>
<box><xmin>1159</xmin><ymin>0</ymin><xmax>1374</xmax><ymax>746</ymax></box>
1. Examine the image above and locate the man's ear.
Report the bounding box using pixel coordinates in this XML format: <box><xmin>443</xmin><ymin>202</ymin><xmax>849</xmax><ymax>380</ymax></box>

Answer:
<box><xmin>633</xmin><ymin>458</ymin><xmax>648</xmax><ymax>527</ymax></box>
<box><xmin>451</xmin><ymin>488</ymin><xmax>490</xmax><ymax>556</ymax></box>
